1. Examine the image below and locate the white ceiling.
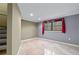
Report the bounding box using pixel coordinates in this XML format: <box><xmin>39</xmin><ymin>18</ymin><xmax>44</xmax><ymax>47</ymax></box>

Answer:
<box><xmin>18</xmin><ymin>3</ymin><xmax>79</xmax><ymax>22</ymax></box>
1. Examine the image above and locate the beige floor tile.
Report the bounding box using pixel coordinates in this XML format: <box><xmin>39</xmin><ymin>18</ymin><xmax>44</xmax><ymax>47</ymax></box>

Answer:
<box><xmin>18</xmin><ymin>38</ymin><xmax>79</xmax><ymax>55</ymax></box>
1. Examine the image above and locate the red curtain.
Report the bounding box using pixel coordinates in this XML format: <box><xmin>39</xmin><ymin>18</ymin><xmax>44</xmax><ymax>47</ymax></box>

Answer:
<box><xmin>62</xmin><ymin>18</ymin><xmax>66</xmax><ymax>33</ymax></box>
<box><xmin>42</xmin><ymin>22</ymin><xmax>44</xmax><ymax>35</ymax></box>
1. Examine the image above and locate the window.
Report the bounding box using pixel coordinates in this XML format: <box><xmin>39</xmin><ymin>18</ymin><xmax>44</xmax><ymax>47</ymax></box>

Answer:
<box><xmin>45</xmin><ymin>22</ymin><xmax>51</xmax><ymax>31</ymax></box>
<box><xmin>53</xmin><ymin>21</ymin><xmax>62</xmax><ymax>31</ymax></box>
<box><xmin>45</xmin><ymin>20</ymin><xmax>62</xmax><ymax>31</ymax></box>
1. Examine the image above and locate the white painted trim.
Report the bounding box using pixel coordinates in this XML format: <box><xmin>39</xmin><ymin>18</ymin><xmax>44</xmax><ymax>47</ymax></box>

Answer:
<box><xmin>40</xmin><ymin>38</ymin><xmax>79</xmax><ymax>48</ymax></box>
<box><xmin>55</xmin><ymin>40</ymin><xmax>79</xmax><ymax>47</ymax></box>
<box><xmin>45</xmin><ymin>31</ymin><xmax>61</xmax><ymax>32</ymax></box>
<box><xmin>17</xmin><ymin>42</ymin><xmax>22</xmax><ymax>55</ymax></box>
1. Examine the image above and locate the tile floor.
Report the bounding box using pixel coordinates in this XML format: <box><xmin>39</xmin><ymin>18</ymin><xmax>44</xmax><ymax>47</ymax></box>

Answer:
<box><xmin>18</xmin><ymin>38</ymin><xmax>79</xmax><ymax>55</ymax></box>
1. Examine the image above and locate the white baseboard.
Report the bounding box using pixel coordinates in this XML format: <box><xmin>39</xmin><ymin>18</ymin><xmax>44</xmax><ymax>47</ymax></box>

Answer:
<box><xmin>21</xmin><ymin>37</ymin><xmax>38</xmax><ymax>43</ymax></box>
<box><xmin>17</xmin><ymin>41</ymin><xmax>23</xmax><ymax>55</ymax></box>
<box><xmin>39</xmin><ymin>38</ymin><xmax>79</xmax><ymax>48</ymax></box>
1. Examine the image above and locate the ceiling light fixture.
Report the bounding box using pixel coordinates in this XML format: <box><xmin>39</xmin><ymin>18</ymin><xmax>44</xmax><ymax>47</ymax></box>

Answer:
<box><xmin>38</xmin><ymin>18</ymin><xmax>41</xmax><ymax>20</ymax></box>
<box><xmin>30</xmin><ymin>13</ymin><xmax>34</xmax><ymax>16</ymax></box>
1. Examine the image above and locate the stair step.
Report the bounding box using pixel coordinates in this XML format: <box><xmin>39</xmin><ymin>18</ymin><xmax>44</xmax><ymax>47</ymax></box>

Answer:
<box><xmin>0</xmin><ymin>32</ymin><xmax>6</xmax><ymax>34</ymax></box>
<box><xmin>0</xmin><ymin>33</ymin><xmax>7</xmax><ymax>35</ymax></box>
<box><xmin>0</xmin><ymin>37</ymin><xmax>7</xmax><ymax>39</ymax></box>
<box><xmin>0</xmin><ymin>39</ymin><xmax>6</xmax><ymax>43</ymax></box>
<box><xmin>0</xmin><ymin>30</ymin><xmax>7</xmax><ymax>34</ymax></box>
<box><xmin>0</xmin><ymin>34</ymin><xmax>7</xmax><ymax>37</ymax></box>
<box><xmin>0</xmin><ymin>27</ymin><xmax>6</xmax><ymax>30</ymax></box>
<box><xmin>0</xmin><ymin>42</ymin><xmax>6</xmax><ymax>45</ymax></box>
<box><xmin>0</xmin><ymin>45</ymin><xmax>6</xmax><ymax>50</ymax></box>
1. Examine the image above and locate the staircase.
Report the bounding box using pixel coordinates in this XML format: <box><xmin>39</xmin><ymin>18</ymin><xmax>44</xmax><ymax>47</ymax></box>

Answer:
<box><xmin>0</xmin><ymin>26</ymin><xmax>7</xmax><ymax>50</ymax></box>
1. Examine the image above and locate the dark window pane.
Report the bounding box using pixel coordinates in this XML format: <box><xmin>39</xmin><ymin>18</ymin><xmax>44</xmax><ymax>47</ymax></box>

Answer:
<box><xmin>45</xmin><ymin>22</ymin><xmax>51</xmax><ymax>31</ymax></box>
<box><xmin>52</xmin><ymin>21</ymin><xmax>62</xmax><ymax>31</ymax></box>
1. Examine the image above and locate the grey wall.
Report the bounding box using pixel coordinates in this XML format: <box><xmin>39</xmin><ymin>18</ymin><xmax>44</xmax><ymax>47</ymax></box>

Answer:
<box><xmin>21</xmin><ymin>20</ymin><xmax>38</xmax><ymax>40</ymax></box>
<box><xmin>38</xmin><ymin>14</ymin><xmax>79</xmax><ymax>45</ymax></box>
